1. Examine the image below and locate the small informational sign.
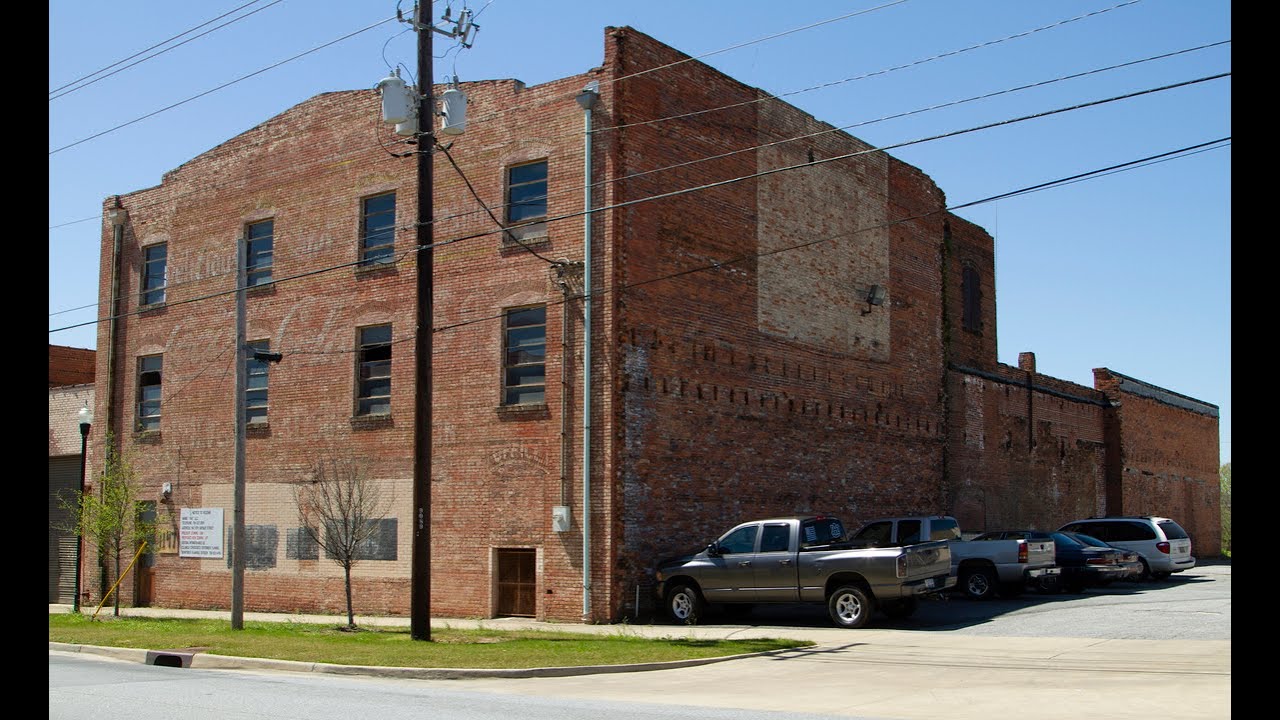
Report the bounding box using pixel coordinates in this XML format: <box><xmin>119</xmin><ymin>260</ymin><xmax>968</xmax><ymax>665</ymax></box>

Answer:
<box><xmin>179</xmin><ymin>508</ymin><xmax>224</xmax><ymax>558</ymax></box>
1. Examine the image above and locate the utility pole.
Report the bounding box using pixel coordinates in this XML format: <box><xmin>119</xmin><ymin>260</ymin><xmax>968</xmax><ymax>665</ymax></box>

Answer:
<box><xmin>410</xmin><ymin>1</ymin><xmax>434</xmax><ymax>642</ymax></box>
<box><xmin>382</xmin><ymin>0</ymin><xmax>474</xmax><ymax>643</ymax></box>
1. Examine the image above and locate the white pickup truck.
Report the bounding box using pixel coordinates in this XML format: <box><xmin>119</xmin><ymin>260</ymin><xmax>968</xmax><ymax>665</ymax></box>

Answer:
<box><xmin>848</xmin><ymin>515</ymin><xmax>1060</xmax><ymax>600</ymax></box>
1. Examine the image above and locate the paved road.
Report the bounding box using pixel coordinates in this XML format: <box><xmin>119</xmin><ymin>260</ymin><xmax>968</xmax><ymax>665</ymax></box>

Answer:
<box><xmin>50</xmin><ymin>563</ymin><xmax>1230</xmax><ymax>720</ymax></box>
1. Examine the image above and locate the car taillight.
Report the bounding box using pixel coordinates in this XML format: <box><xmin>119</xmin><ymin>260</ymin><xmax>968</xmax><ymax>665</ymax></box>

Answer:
<box><xmin>1156</xmin><ymin>541</ymin><xmax>1170</xmax><ymax>554</ymax></box>
<box><xmin>1018</xmin><ymin>542</ymin><xmax>1028</xmax><ymax>563</ymax></box>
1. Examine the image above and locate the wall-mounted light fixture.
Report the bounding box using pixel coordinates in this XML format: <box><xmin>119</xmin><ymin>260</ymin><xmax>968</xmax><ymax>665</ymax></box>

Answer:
<box><xmin>861</xmin><ymin>284</ymin><xmax>887</xmax><ymax>315</ymax></box>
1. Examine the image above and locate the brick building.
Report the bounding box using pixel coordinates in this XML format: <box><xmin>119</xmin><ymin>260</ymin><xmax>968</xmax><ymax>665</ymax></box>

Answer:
<box><xmin>86</xmin><ymin>27</ymin><xmax>1219</xmax><ymax>622</ymax></box>
<box><xmin>49</xmin><ymin>345</ymin><xmax>94</xmax><ymax>604</ymax></box>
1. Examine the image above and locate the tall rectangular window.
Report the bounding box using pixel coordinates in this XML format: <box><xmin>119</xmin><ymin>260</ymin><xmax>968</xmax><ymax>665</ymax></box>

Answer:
<box><xmin>137</xmin><ymin>355</ymin><xmax>163</xmax><ymax>431</ymax></box>
<box><xmin>503</xmin><ymin>306</ymin><xmax>546</xmax><ymax>405</ymax></box>
<box><xmin>246</xmin><ymin>340</ymin><xmax>270</xmax><ymax>424</ymax></box>
<box><xmin>246</xmin><ymin>220</ymin><xmax>274</xmax><ymax>286</ymax></box>
<box><xmin>142</xmin><ymin>243</ymin><xmax>167</xmax><ymax>305</ymax></box>
<box><xmin>356</xmin><ymin>325</ymin><xmax>392</xmax><ymax>416</ymax></box>
<box><xmin>360</xmin><ymin>193</ymin><xmax>396</xmax><ymax>265</ymax></box>
<box><xmin>962</xmin><ymin>265</ymin><xmax>982</xmax><ymax>332</ymax></box>
<box><xmin>504</xmin><ymin>160</ymin><xmax>547</xmax><ymax>242</ymax></box>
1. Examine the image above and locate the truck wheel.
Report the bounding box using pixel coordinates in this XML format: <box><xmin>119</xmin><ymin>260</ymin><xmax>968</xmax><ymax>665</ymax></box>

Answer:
<box><xmin>666</xmin><ymin>584</ymin><xmax>704</xmax><ymax>625</ymax></box>
<box><xmin>960</xmin><ymin>567</ymin><xmax>997</xmax><ymax>600</ymax></box>
<box><xmin>882</xmin><ymin>598</ymin><xmax>918</xmax><ymax>620</ymax></box>
<box><xmin>827</xmin><ymin>585</ymin><xmax>875</xmax><ymax>629</ymax></box>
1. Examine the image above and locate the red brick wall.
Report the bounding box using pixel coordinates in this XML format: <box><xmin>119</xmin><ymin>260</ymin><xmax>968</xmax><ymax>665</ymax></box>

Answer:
<box><xmin>1093</xmin><ymin>369</ymin><xmax>1221</xmax><ymax>556</ymax></box>
<box><xmin>945</xmin><ymin>365</ymin><xmax>1107</xmax><ymax>534</ymax></box>
<box><xmin>50</xmin><ymin>345</ymin><xmax>95</xmax><ymax>387</ymax></box>
<box><xmin>610</xmin><ymin>29</ymin><xmax>949</xmax><ymax>617</ymax></box>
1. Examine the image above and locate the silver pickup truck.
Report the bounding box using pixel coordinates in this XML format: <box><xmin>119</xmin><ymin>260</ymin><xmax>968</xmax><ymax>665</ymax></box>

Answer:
<box><xmin>653</xmin><ymin>515</ymin><xmax>956</xmax><ymax>629</ymax></box>
<box><xmin>849</xmin><ymin>515</ymin><xmax>1059</xmax><ymax>600</ymax></box>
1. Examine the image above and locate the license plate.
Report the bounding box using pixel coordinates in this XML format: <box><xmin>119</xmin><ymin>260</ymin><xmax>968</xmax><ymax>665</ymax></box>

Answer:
<box><xmin>925</xmin><ymin>577</ymin><xmax>937</xmax><ymax>589</ymax></box>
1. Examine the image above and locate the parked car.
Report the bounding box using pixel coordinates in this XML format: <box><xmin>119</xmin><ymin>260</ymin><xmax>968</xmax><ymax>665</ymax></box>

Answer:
<box><xmin>1066</xmin><ymin>531</ymin><xmax>1144</xmax><ymax>584</ymax></box>
<box><xmin>1043</xmin><ymin>531</ymin><xmax>1128</xmax><ymax>593</ymax></box>
<box><xmin>848</xmin><ymin>516</ymin><xmax>1059</xmax><ymax>600</ymax></box>
<box><xmin>1057</xmin><ymin>516</ymin><xmax>1195</xmax><ymax>580</ymax></box>
<box><xmin>653</xmin><ymin>515</ymin><xmax>955</xmax><ymax>629</ymax></box>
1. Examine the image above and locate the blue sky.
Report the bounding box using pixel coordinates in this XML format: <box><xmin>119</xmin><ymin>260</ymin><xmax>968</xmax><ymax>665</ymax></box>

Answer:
<box><xmin>48</xmin><ymin>0</ymin><xmax>1230</xmax><ymax>465</ymax></box>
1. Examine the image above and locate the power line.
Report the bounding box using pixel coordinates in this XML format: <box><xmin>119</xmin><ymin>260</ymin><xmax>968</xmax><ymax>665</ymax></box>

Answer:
<box><xmin>49</xmin><ymin>14</ymin><xmax>398</xmax><ymax>155</ymax></box>
<box><xmin>50</xmin><ymin>71</ymin><xmax>1228</xmax><ymax>337</ymax></box>
<box><xmin>432</xmin><ymin>137</ymin><xmax>1229</xmax><ymax>336</ymax></box>
<box><xmin>49</xmin><ymin>0</ymin><xmax>287</xmax><ymax>101</ymax></box>
<box><xmin>49</xmin><ymin>38</ymin><xmax>1227</xmax><ymax>244</ymax></box>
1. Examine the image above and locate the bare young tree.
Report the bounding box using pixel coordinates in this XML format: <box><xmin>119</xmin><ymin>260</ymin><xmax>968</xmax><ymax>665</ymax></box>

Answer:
<box><xmin>295</xmin><ymin>456</ymin><xmax>393</xmax><ymax>629</ymax></box>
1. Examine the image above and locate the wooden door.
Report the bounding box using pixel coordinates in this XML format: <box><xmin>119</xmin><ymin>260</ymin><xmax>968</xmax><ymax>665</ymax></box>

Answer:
<box><xmin>495</xmin><ymin>549</ymin><xmax>536</xmax><ymax>617</ymax></box>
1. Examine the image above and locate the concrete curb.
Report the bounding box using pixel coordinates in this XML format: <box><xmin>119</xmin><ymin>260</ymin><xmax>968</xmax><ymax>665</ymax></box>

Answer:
<box><xmin>50</xmin><ymin>641</ymin><xmax>802</xmax><ymax>679</ymax></box>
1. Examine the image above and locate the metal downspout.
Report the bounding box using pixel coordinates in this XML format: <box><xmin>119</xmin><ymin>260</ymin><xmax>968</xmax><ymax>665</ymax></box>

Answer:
<box><xmin>576</xmin><ymin>82</ymin><xmax>599</xmax><ymax>621</ymax></box>
<box><xmin>106</xmin><ymin>200</ymin><xmax>125</xmax><ymax>455</ymax></box>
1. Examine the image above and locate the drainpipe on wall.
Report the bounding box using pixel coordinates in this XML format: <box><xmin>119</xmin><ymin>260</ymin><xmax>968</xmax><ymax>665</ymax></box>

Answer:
<box><xmin>103</xmin><ymin>199</ymin><xmax>126</xmax><ymax>602</ymax></box>
<box><xmin>106</xmin><ymin>200</ymin><xmax>127</xmax><ymax>457</ymax></box>
<box><xmin>575</xmin><ymin>81</ymin><xmax>599</xmax><ymax>622</ymax></box>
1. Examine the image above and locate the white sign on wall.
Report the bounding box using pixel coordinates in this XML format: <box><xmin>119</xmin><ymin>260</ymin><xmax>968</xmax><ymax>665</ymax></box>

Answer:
<box><xmin>179</xmin><ymin>507</ymin><xmax>225</xmax><ymax>558</ymax></box>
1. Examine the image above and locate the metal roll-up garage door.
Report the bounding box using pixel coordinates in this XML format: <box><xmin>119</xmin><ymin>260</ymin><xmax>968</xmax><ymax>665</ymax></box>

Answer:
<box><xmin>49</xmin><ymin>456</ymin><xmax>80</xmax><ymax>604</ymax></box>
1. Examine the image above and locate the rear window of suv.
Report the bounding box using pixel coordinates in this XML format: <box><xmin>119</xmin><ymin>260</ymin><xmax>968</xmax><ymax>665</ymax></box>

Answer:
<box><xmin>1157</xmin><ymin>520</ymin><xmax>1189</xmax><ymax>540</ymax></box>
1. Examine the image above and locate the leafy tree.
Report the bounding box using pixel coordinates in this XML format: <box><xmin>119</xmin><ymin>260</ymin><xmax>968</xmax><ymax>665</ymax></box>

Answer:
<box><xmin>295</xmin><ymin>456</ymin><xmax>393</xmax><ymax>629</ymax></box>
<box><xmin>1219</xmin><ymin>463</ymin><xmax>1231</xmax><ymax>557</ymax></box>
<box><xmin>57</xmin><ymin>435</ymin><xmax>154</xmax><ymax>617</ymax></box>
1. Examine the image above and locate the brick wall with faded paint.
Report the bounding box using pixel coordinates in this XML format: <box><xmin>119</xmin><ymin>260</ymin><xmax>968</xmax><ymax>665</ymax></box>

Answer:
<box><xmin>610</xmin><ymin>28</ymin><xmax>950</xmax><ymax>616</ymax></box>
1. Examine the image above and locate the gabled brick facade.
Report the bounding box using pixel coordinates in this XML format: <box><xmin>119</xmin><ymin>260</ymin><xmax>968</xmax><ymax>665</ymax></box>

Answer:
<box><xmin>87</xmin><ymin>27</ymin><xmax>1219</xmax><ymax>621</ymax></box>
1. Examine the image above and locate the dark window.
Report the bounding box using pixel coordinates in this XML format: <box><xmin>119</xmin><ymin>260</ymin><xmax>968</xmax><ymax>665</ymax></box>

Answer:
<box><xmin>759</xmin><ymin>524</ymin><xmax>791</xmax><ymax>553</ymax></box>
<box><xmin>246</xmin><ymin>220</ymin><xmax>274</xmax><ymax>286</ymax></box>
<box><xmin>360</xmin><ymin>192</ymin><xmax>396</xmax><ymax>265</ymax></box>
<box><xmin>356</xmin><ymin>325</ymin><xmax>392</xmax><ymax>416</ymax></box>
<box><xmin>801</xmin><ymin>518</ymin><xmax>846</xmax><ymax>546</ymax></box>
<box><xmin>503</xmin><ymin>306</ymin><xmax>546</xmax><ymax>405</ymax></box>
<box><xmin>286</xmin><ymin>527</ymin><xmax>319</xmax><ymax>560</ymax></box>
<box><xmin>323</xmin><ymin>519</ymin><xmax>397</xmax><ymax>561</ymax></box>
<box><xmin>506</xmin><ymin>161</ymin><xmax>547</xmax><ymax>224</ymax></box>
<box><xmin>246</xmin><ymin>340</ymin><xmax>270</xmax><ymax>424</ymax></box>
<box><xmin>898</xmin><ymin>520</ymin><xmax>922</xmax><ymax>545</ymax></box>
<box><xmin>962</xmin><ymin>265</ymin><xmax>981</xmax><ymax>332</ymax></box>
<box><xmin>718</xmin><ymin>525</ymin><xmax>758</xmax><ymax>554</ymax></box>
<box><xmin>1157</xmin><ymin>521</ymin><xmax>1189</xmax><ymax>540</ymax></box>
<box><xmin>928</xmin><ymin>517</ymin><xmax>962</xmax><ymax>542</ymax></box>
<box><xmin>853</xmin><ymin>521</ymin><xmax>893</xmax><ymax>546</ymax></box>
<box><xmin>225</xmin><ymin>524</ymin><xmax>278</xmax><ymax>570</ymax></box>
<box><xmin>1114</xmin><ymin>521</ymin><xmax>1158</xmax><ymax>541</ymax></box>
<box><xmin>142</xmin><ymin>244</ymin><xmax>167</xmax><ymax>305</ymax></box>
<box><xmin>136</xmin><ymin>355</ymin><xmax>162</xmax><ymax>431</ymax></box>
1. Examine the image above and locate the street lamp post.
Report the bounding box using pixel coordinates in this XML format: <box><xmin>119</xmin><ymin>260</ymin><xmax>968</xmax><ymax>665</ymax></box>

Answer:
<box><xmin>74</xmin><ymin>404</ymin><xmax>93</xmax><ymax>613</ymax></box>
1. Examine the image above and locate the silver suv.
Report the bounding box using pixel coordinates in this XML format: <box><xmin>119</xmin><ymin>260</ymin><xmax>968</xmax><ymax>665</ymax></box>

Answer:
<box><xmin>1057</xmin><ymin>516</ymin><xmax>1195</xmax><ymax>580</ymax></box>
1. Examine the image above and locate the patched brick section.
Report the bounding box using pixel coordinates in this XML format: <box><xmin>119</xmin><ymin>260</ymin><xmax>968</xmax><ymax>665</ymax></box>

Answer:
<box><xmin>757</xmin><ymin>103</ymin><xmax>890</xmax><ymax>358</ymax></box>
<box><xmin>1093</xmin><ymin>369</ymin><xmax>1220</xmax><ymax>556</ymax></box>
